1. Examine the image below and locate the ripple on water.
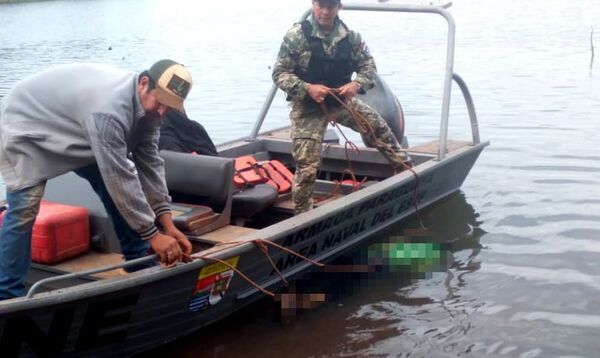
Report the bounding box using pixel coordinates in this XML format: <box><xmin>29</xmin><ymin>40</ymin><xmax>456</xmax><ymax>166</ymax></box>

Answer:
<box><xmin>540</xmin><ymin>198</ymin><xmax>600</xmax><ymax>205</ymax></box>
<box><xmin>533</xmin><ymin>179</ymin><xmax>599</xmax><ymax>185</ymax></box>
<box><xmin>512</xmin><ymin>311</ymin><xmax>600</xmax><ymax>328</ymax></box>
<box><xmin>478</xmin><ymin>303</ymin><xmax>512</xmax><ymax>315</ymax></box>
<box><xmin>496</xmin><ymin>215</ymin><xmax>540</xmax><ymax>228</ymax></box>
<box><xmin>481</xmin><ymin>264</ymin><xmax>600</xmax><ymax>292</ymax></box>
<box><xmin>482</xmin><ymin>233</ymin><xmax>539</xmax><ymax>245</ymax></box>
<box><xmin>486</xmin><ymin>237</ymin><xmax>600</xmax><ymax>255</ymax></box>
<box><xmin>485</xmin><ymin>146</ymin><xmax>522</xmax><ymax>153</ymax></box>
<box><xmin>496</xmin><ymin>213</ymin><xmax>600</xmax><ymax>227</ymax></box>
<box><xmin>551</xmin><ymin>154</ymin><xmax>600</xmax><ymax>161</ymax></box>
<box><xmin>508</xmin><ymin>165</ymin><xmax>600</xmax><ymax>173</ymax></box>
<box><xmin>351</xmin><ymin>301</ymin><xmax>405</xmax><ymax>322</ymax></box>
<box><xmin>488</xmin><ymin>125</ymin><xmax>578</xmax><ymax>131</ymax></box>
<box><xmin>558</xmin><ymin>228</ymin><xmax>600</xmax><ymax>239</ymax></box>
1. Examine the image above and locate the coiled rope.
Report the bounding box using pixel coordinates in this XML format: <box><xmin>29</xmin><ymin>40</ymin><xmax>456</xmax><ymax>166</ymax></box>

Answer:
<box><xmin>320</xmin><ymin>89</ymin><xmax>425</xmax><ymax>228</ymax></box>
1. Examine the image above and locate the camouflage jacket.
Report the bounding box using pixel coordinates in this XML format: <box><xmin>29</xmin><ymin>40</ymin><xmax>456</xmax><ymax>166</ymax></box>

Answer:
<box><xmin>272</xmin><ymin>15</ymin><xmax>377</xmax><ymax>102</ymax></box>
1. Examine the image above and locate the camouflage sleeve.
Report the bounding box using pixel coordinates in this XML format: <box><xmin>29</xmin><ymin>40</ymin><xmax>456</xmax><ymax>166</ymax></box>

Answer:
<box><xmin>350</xmin><ymin>31</ymin><xmax>377</xmax><ymax>91</ymax></box>
<box><xmin>272</xmin><ymin>26</ymin><xmax>309</xmax><ymax>100</ymax></box>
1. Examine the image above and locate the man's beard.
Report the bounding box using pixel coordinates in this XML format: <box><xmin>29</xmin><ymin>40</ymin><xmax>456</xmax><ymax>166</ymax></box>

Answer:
<box><xmin>145</xmin><ymin>87</ymin><xmax>164</xmax><ymax>119</ymax></box>
<box><xmin>146</xmin><ymin>110</ymin><xmax>162</xmax><ymax>120</ymax></box>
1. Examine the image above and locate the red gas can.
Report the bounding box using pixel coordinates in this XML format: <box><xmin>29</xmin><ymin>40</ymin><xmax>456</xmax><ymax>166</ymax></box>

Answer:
<box><xmin>0</xmin><ymin>201</ymin><xmax>90</xmax><ymax>264</ymax></box>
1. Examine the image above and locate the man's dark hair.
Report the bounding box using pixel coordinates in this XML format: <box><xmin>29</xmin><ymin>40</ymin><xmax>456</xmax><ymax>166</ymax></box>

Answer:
<box><xmin>139</xmin><ymin>70</ymin><xmax>156</xmax><ymax>90</ymax></box>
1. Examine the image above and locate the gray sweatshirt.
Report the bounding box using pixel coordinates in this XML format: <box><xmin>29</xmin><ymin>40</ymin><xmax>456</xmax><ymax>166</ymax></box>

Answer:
<box><xmin>0</xmin><ymin>63</ymin><xmax>171</xmax><ymax>239</ymax></box>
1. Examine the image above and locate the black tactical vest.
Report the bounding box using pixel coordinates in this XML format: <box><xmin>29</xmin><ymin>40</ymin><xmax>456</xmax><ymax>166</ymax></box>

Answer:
<box><xmin>295</xmin><ymin>20</ymin><xmax>357</xmax><ymax>107</ymax></box>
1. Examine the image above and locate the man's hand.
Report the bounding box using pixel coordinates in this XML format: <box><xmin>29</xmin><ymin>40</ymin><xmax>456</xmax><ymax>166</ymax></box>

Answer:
<box><xmin>163</xmin><ymin>225</ymin><xmax>192</xmax><ymax>256</ymax></box>
<box><xmin>149</xmin><ymin>232</ymin><xmax>183</xmax><ymax>266</ymax></box>
<box><xmin>158</xmin><ymin>213</ymin><xmax>192</xmax><ymax>255</ymax></box>
<box><xmin>336</xmin><ymin>81</ymin><xmax>360</xmax><ymax>102</ymax></box>
<box><xmin>307</xmin><ymin>83</ymin><xmax>332</xmax><ymax>103</ymax></box>
<box><xmin>152</xmin><ymin>212</ymin><xmax>193</xmax><ymax>265</ymax></box>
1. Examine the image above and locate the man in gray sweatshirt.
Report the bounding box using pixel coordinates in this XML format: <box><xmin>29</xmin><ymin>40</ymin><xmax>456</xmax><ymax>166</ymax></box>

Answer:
<box><xmin>0</xmin><ymin>59</ymin><xmax>193</xmax><ymax>300</ymax></box>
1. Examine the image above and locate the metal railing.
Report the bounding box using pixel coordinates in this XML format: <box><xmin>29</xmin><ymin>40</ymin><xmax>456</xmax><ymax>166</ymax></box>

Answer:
<box><xmin>453</xmin><ymin>73</ymin><xmax>480</xmax><ymax>145</ymax></box>
<box><xmin>26</xmin><ymin>254</ymin><xmax>157</xmax><ymax>298</ymax></box>
<box><xmin>249</xmin><ymin>2</ymin><xmax>480</xmax><ymax>161</ymax></box>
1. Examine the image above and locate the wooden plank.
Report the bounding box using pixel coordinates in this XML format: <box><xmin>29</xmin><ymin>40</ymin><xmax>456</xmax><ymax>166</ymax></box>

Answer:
<box><xmin>272</xmin><ymin>198</ymin><xmax>294</xmax><ymax>212</ymax></box>
<box><xmin>191</xmin><ymin>225</ymin><xmax>257</xmax><ymax>244</ymax></box>
<box><xmin>50</xmin><ymin>252</ymin><xmax>125</xmax><ymax>278</ymax></box>
<box><xmin>314</xmin><ymin>193</ymin><xmax>343</xmax><ymax>207</ymax></box>
<box><xmin>272</xmin><ymin>191</ymin><xmax>344</xmax><ymax>213</ymax></box>
<box><xmin>261</xmin><ymin>128</ymin><xmax>292</xmax><ymax>140</ymax></box>
<box><xmin>410</xmin><ymin>140</ymin><xmax>470</xmax><ymax>154</ymax></box>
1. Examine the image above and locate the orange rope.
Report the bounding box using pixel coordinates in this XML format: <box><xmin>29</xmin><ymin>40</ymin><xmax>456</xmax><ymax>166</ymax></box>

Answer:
<box><xmin>325</xmin><ymin>90</ymin><xmax>405</xmax><ymax>167</ymax></box>
<box><xmin>255</xmin><ymin>239</ymin><xmax>324</xmax><ymax>267</ymax></box>
<box><xmin>186</xmin><ymin>238</ymin><xmax>324</xmax><ymax>298</ymax></box>
<box><xmin>252</xmin><ymin>239</ymin><xmax>288</xmax><ymax>286</ymax></box>
<box><xmin>316</xmin><ymin>168</ymin><xmax>366</xmax><ymax>203</ymax></box>
<box><xmin>320</xmin><ymin>101</ymin><xmax>362</xmax><ymax>200</ymax></box>
<box><xmin>321</xmin><ymin>90</ymin><xmax>425</xmax><ymax>228</ymax></box>
<box><xmin>314</xmin><ymin>180</ymin><xmax>342</xmax><ymax>203</ymax></box>
<box><xmin>339</xmin><ymin>168</ymin><xmax>366</xmax><ymax>190</ymax></box>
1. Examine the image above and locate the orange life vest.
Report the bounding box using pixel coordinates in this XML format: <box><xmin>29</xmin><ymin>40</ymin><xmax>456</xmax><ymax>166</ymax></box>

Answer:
<box><xmin>233</xmin><ymin>156</ymin><xmax>268</xmax><ymax>188</ymax></box>
<box><xmin>260</xmin><ymin>160</ymin><xmax>293</xmax><ymax>194</ymax></box>
<box><xmin>233</xmin><ymin>157</ymin><xmax>294</xmax><ymax>194</ymax></box>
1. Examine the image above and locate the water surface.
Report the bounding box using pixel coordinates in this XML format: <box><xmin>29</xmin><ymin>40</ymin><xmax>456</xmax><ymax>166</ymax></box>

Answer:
<box><xmin>1</xmin><ymin>0</ymin><xmax>600</xmax><ymax>356</ymax></box>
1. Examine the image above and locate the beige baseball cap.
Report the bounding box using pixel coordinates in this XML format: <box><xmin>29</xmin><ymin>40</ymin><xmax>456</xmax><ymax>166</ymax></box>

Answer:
<box><xmin>147</xmin><ymin>59</ymin><xmax>192</xmax><ymax>113</ymax></box>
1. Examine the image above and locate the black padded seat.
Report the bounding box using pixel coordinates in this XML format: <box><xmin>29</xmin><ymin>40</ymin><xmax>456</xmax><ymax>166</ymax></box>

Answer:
<box><xmin>232</xmin><ymin>184</ymin><xmax>278</xmax><ymax>219</ymax></box>
<box><xmin>160</xmin><ymin>150</ymin><xmax>234</xmax><ymax>234</ymax></box>
<box><xmin>161</xmin><ymin>151</ymin><xmax>233</xmax><ymax>209</ymax></box>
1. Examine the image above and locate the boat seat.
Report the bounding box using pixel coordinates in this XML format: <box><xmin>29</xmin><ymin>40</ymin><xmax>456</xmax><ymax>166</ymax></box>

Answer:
<box><xmin>232</xmin><ymin>184</ymin><xmax>278</xmax><ymax>224</ymax></box>
<box><xmin>160</xmin><ymin>150</ymin><xmax>234</xmax><ymax>235</ymax></box>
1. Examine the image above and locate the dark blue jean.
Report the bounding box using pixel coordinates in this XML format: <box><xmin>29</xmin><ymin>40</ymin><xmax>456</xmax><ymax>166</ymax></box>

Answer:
<box><xmin>0</xmin><ymin>165</ymin><xmax>156</xmax><ymax>300</ymax></box>
<box><xmin>73</xmin><ymin>165</ymin><xmax>155</xmax><ymax>272</ymax></box>
<box><xmin>0</xmin><ymin>183</ymin><xmax>46</xmax><ymax>299</ymax></box>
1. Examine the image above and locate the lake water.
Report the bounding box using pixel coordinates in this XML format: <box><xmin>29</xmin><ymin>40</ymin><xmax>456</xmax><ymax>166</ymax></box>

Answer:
<box><xmin>1</xmin><ymin>0</ymin><xmax>600</xmax><ymax>356</ymax></box>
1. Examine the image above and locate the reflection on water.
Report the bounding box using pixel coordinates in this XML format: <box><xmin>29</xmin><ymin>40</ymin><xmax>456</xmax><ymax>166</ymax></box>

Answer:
<box><xmin>325</xmin><ymin>193</ymin><xmax>484</xmax><ymax>357</ymax></box>
<box><xmin>2</xmin><ymin>0</ymin><xmax>600</xmax><ymax>356</ymax></box>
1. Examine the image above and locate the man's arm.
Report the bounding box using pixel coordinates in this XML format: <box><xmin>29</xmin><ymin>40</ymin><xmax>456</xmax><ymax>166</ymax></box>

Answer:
<box><xmin>132</xmin><ymin>119</ymin><xmax>192</xmax><ymax>255</ymax></box>
<box><xmin>87</xmin><ymin>112</ymin><xmax>160</xmax><ymax>239</ymax></box>
<box><xmin>272</xmin><ymin>26</ymin><xmax>310</xmax><ymax>100</ymax></box>
<box><xmin>86</xmin><ymin>113</ymin><xmax>190</xmax><ymax>264</ymax></box>
<box><xmin>273</xmin><ymin>26</ymin><xmax>334</xmax><ymax>104</ymax></box>
<box><xmin>131</xmin><ymin>118</ymin><xmax>171</xmax><ymax>217</ymax></box>
<box><xmin>350</xmin><ymin>31</ymin><xmax>378</xmax><ymax>92</ymax></box>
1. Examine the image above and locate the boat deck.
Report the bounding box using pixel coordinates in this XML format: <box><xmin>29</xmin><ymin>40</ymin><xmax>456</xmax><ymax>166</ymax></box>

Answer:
<box><xmin>50</xmin><ymin>252</ymin><xmax>125</xmax><ymax>278</ymax></box>
<box><xmin>44</xmin><ymin>225</ymin><xmax>258</xmax><ymax>277</ymax></box>
<box><xmin>191</xmin><ymin>224</ymin><xmax>257</xmax><ymax>244</ymax></box>
<box><xmin>409</xmin><ymin>139</ymin><xmax>470</xmax><ymax>154</ymax></box>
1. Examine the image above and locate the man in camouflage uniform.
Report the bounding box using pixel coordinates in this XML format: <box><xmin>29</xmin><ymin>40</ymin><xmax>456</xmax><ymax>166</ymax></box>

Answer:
<box><xmin>272</xmin><ymin>0</ymin><xmax>406</xmax><ymax>214</ymax></box>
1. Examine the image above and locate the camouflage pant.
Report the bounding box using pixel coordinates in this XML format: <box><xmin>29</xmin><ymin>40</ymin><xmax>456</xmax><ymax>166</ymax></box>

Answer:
<box><xmin>290</xmin><ymin>97</ymin><xmax>403</xmax><ymax>214</ymax></box>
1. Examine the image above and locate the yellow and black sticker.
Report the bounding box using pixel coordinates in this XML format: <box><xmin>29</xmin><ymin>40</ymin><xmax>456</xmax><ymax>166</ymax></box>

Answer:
<box><xmin>188</xmin><ymin>256</ymin><xmax>240</xmax><ymax>312</ymax></box>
